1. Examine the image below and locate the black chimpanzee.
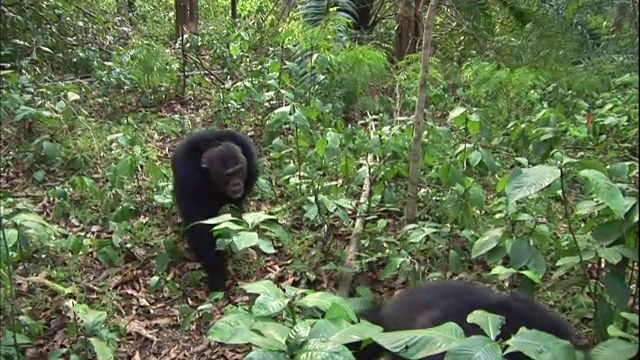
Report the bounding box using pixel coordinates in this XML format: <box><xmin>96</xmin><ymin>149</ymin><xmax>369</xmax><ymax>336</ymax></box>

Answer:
<box><xmin>171</xmin><ymin>129</ymin><xmax>258</xmax><ymax>293</ymax></box>
<box><xmin>350</xmin><ymin>280</ymin><xmax>589</xmax><ymax>360</ymax></box>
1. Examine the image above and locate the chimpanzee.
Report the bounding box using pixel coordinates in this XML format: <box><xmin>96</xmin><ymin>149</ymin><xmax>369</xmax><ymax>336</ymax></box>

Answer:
<box><xmin>171</xmin><ymin>129</ymin><xmax>258</xmax><ymax>293</ymax></box>
<box><xmin>350</xmin><ymin>280</ymin><xmax>589</xmax><ymax>360</ymax></box>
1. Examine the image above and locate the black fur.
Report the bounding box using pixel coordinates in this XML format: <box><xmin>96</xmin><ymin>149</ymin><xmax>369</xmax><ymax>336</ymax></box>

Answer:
<box><xmin>351</xmin><ymin>280</ymin><xmax>587</xmax><ymax>360</ymax></box>
<box><xmin>171</xmin><ymin>129</ymin><xmax>258</xmax><ymax>293</ymax></box>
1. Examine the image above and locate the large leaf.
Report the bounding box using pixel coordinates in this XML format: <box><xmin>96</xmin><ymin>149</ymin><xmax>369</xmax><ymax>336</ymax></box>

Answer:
<box><xmin>505</xmin><ymin>328</ymin><xmax>577</xmax><ymax>360</ymax></box>
<box><xmin>445</xmin><ymin>335</ymin><xmax>503</xmax><ymax>360</ymax></box>
<box><xmin>590</xmin><ymin>338</ymin><xmax>638</xmax><ymax>360</ymax></box>
<box><xmin>467</xmin><ymin>310</ymin><xmax>505</xmax><ymax>341</ymax></box>
<box><xmin>579</xmin><ymin>169</ymin><xmax>627</xmax><ymax>218</ymax></box>
<box><xmin>505</xmin><ymin>165</ymin><xmax>561</xmax><ymax>203</ymax></box>
<box><xmin>370</xmin><ymin>322</ymin><xmax>465</xmax><ymax>359</ymax></box>
<box><xmin>471</xmin><ymin>227</ymin><xmax>506</xmax><ymax>259</ymax></box>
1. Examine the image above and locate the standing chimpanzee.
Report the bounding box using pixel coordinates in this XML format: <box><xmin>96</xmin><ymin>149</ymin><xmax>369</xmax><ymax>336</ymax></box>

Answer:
<box><xmin>171</xmin><ymin>129</ymin><xmax>258</xmax><ymax>293</ymax></box>
<box><xmin>350</xmin><ymin>280</ymin><xmax>589</xmax><ymax>360</ymax></box>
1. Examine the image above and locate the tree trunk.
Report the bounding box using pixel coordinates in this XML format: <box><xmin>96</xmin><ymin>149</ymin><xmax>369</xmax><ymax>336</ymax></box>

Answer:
<box><xmin>188</xmin><ymin>0</ymin><xmax>199</xmax><ymax>33</ymax></box>
<box><xmin>394</xmin><ymin>0</ymin><xmax>424</xmax><ymax>61</ymax></box>
<box><xmin>405</xmin><ymin>0</ymin><xmax>440</xmax><ymax>223</ymax></box>
<box><xmin>175</xmin><ymin>0</ymin><xmax>198</xmax><ymax>38</ymax></box>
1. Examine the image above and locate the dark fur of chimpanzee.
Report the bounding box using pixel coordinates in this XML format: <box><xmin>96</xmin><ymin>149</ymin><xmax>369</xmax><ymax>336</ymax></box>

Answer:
<box><xmin>349</xmin><ymin>280</ymin><xmax>588</xmax><ymax>360</ymax></box>
<box><xmin>171</xmin><ymin>129</ymin><xmax>258</xmax><ymax>293</ymax></box>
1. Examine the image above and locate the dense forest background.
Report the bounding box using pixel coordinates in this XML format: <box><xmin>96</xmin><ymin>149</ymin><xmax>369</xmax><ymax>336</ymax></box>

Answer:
<box><xmin>0</xmin><ymin>0</ymin><xmax>638</xmax><ymax>359</ymax></box>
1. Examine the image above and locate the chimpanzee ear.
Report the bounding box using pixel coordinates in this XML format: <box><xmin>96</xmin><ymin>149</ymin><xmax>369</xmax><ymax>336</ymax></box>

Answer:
<box><xmin>200</xmin><ymin>148</ymin><xmax>216</xmax><ymax>169</ymax></box>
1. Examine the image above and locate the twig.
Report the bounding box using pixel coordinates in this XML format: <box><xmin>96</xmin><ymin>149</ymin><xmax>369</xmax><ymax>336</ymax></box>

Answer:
<box><xmin>337</xmin><ymin>133</ymin><xmax>375</xmax><ymax>297</ymax></box>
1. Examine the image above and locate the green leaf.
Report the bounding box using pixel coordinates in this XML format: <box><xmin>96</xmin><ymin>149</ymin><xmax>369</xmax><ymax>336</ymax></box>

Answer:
<box><xmin>88</xmin><ymin>337</ymin><xmax>114</xmax><ymax>360</ymax></box>
<box><xmin>232</xmin><ymin>231</ymin><xmax>260</xmax><ymax>251</ymax></box>
<box><xmin>468</xmin><ymin>185</ymin><xmax>485</xmax><ymax>210</ymax></box>
<box><xmin>155</xmin><ymin>251</ymin><xmax>170</xmax><ymax>273</ymax></box>
<box><xmin>206</xmin><ymin>311</ymin><xmax>255</xmax><ymax>344</ymax></box>
<box><xmin>252</xmin><ymin>319</ymin><xmax>291</xmax><ymax>351</ymax></box>
<box><xmin>509</xmin><ymin>238</ymin><xmax>532</xmax><ymax>269</ymax></box>
<box><xmin>471</xmin><ymin>227</ymin><xmax>505</xmax><ymax>259</ymax></box>
<box><xmin>42</xmin><ymin>140</ymin><xmax>60</xmax><ymax>160</ymax></box>
<box><xmin>315</xmin><ymin>138</ymin><xmax>328</xmax><ymax>157</ymax></box>
<box><xmin>1</xmin><ymin>228</ymin><xmax>19</xmax><ymax>249</ymax></box>
<box><xmin>579</xmin><ymin>169</ymin><xmax>626</xmax><ymax>219</ymax></box>
<box><xmin>257</xmin><ymin>239</ymin><xmax>276</xmax><ymax>254</ymax></box>
<box><xmin>446</xmin><ymin>335</ymin><xmax>503</xmax><ymax>360</ymax></box>
<box><xmin>252</xmin><ymin>294</ymin><xmax>289</xmax><ymax>317</ymax></box>
<box><xmin>489</xmin><ymin>265</ymin><xmax>518</xmax><ymax>281</ymax></box>
<box><xmin>479</xmin><ymin>147</ymin><xmax>501</xmax><ymax>173</ymax></box>
<box><xmin>448</xmin><ymin>106</ymin><xmax>467</xmax><ymax>121</ymax></box>
<box><xmin>296</xmin><ymin>291</ymin><xmax>350</xmax><ymax>312</ymax></box>
<box><xmin>598</xmin><ymin>248</ymin><xmax>623</xmax><ymax>265</ymax></box>
<box><xmin>244</xmin><ymin>349</ymin><xmax>290</xmax><ymax>360</ymax></box>
<box><xmin>67</xmin><ymin>91</ymin><xmax>81</xmax><ymax>102</ymax></box>
<box><xmin>381</xmin><ymin>256</ymin><xmax>405</xmax><ymax>279</ymax></box>
<box><xmin>287</xmin><ymin>320</ymin><xmax>311</xmax><ymax>350</ymax></box>
<box><xmin>527</xmin><ymin>246</ymin><xmax>547</xmax><ymax>278</ymax></box>
<box><xmin>467</xmin><ymin>310</ymin><xmax>505</xmax><ymax>341</ymax></box>
<box><xmin>448</xmin><ymin>250</ymin><xmax>462</xmax><ymax>272</ymax></box>
<box><xmin>619</xmin><ymin>312</ymin><xmax>639</xmax><ymax>326</ymax></box>
<box><xmin>241</xmin><ymin>212</ymin><xmax>277</xmax><ymax>228</ymax></box>
<box><xmin>590</xmin><ymin>338</ymin><xmax>638</xmax><ymax>360</ymax></box>
<box><xmin>505</xmin><ymin>165</ymin><xmax>561</xmax><ymax>204</ymax></box>
<box><xmin>468</xmin><ymin>150</ymin><xmax>482</xmax><ymax>167</ymax></box>
<box><xmin>294</xmin><ymin>338</ymin><xmax>354</xmax><ymax>359</ymax></box>
<box><xmin>370</xmin><ymin>322</ymin><xmax>465</xmax><ymax>359</ymax></box>
<box><xmin>606</xmin><ymin>325</ymin><xmax>638</xmax><ymax>342</ymax></box>
<box><xmin>194</xmin><ymin>213</ymin><xmax>236</xmax><ymax>226</ymax></box>
<box><xmin>505</xmin><ymin>328</ymin><xmax>577</xmax><ymax>360</ymax></box>
<box><xmin>240</xmin><ymin>280</ymin><xmax>285</xmax><ymax>298</ymax></box>
<box><xmin>311</xmin><ymin>319</ymin><xmax>383</xmax><ymax>345</ymax></box>
<box><xmin>603</xmin><ymin>266</ymin><xmax>630</xmax><ymax>310</ymax></box>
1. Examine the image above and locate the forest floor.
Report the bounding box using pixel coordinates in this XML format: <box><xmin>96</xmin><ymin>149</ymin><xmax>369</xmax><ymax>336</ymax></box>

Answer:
<box><xmin>1</xmin><ymin>100</ymin><xmax>406</xmax><ymax>360</ymax></box>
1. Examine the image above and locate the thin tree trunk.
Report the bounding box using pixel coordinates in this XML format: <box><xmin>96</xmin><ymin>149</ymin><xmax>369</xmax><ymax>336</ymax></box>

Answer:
<box><xmin>405</xmin><ymin>0</ymin><xmax>440</xmax><ymax>223</ymax></box>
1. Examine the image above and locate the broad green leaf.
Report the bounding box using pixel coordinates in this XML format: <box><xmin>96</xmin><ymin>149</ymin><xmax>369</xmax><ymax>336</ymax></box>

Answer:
<box><xmin>606</xmin><ymin>325</ymin><xmax>638</xmax><ymax>342</ymax></box>
<box><xmin>471</xmin><ymin>227</ymin><xmax>505</xmax><ymax>259</ymax></box>
<box><xmin>505</xmin><ymin>328</ymin><xmax>576</xmax><ymax>360</ymax></box>
<box><xmin>505</xmin><ymin>165</ymin><xmax>561</xmax><ymax>203</ymax></box>
<box><xmin>509</xmin><ymin>238</ymin><xmax>532</xmax><ymax>269</ymax></box>
<box><xmin>294</xmin><ymin>338</ymin><xmax>354</xmax><ymax>359</ymax></box>
<box><xmin>197</xmin><ymin>213</ymin><xmax>236</xmax><ymax>226</ymax></box>
<box><xmin>590</xmin><ymin>338</ymin><xmax>638</xmax><ymax>360</ymax></box>
<box><xmin>445</xmin><ymin>335</ymin><xmax>503</xmax><ymax>360</ymax></box>
<box><xmin>252</xmin><ymin>293</ymin><xmax>289</xmax><ymax>317</ymax></box>
<box><xmin>296</xmin><ymin>291</ymin><xmax>350</xmax><ymax>312</ymax></box>
<box><xmin>206</xmin><ymin>311</ymin><xmax>255</xmax><ymax>344</ymax></box>
<box><xmin>448</xmin><ymin>106</ymin><xmax>467</xmax><ymax>121</ymax></box>
<box><xmin>242</xmin><ymin>212</ymin><xmax>277</xmax><ymax>228</ymax></box>
<box><xmin>257</xmin><ymin>239</ymin><xmax>276</xmax><ymax>254</ymax></box>
<box><xmin>252</xmin><ymin>320</ymin><xmax>291</xmax><ymax>345</ymax></box>
<box><xmin>468</xmin><ymin>150</ymin><xmax>482</xmax><ymax>167</ymax></box>
<box><xmin>479</xmin><ymin>147</ymin><xmax>501</xmax><ymax>173</ymax></box>
<box><xmin>467</xmin><ymin>310</ymin><xmax>505</xmax><ymax>341</ymax></box>
<box><xmin>244</xmin><ymin>349</ymin><xmax>290</xmax><ymax>360</ymax></box>
<box><xmin>88</xmin><ymin>337</ymin><xmax>114</xmax><ymax>360</ymax></box>
<box><xmin>315</xmin><ymin>138</ymin><xmax>328</xmax><ymax>157</ymax></box>
<box><xmin>603</xmin><ymin>266</ymin><xmax>630</xmax><ymax>310</ymax></box>
<box><xmin>526</xmin><ymin>246</ymin><xmax>547</xmax><ymax>277</ymax></box>
<box><xmin>311</xmin><ymin>319</ymin><xmax>383</xmax><ymax>345</ymax></box>
<box><xmin>232</xmin><ymin>231</ymin><xmax>260</xmax><ymax>251</ymax></box>
<box><xmin>240</xmin><ymin>280</ymin><xmax>285</xmax><ymax>299</ymax></box>
<box><xmin>155</xmin><ymin>251</ymin><xmax>169</xmax><ymax>273</ymax></box>
<box><xmin>370</xmin><ymin>322</ymin><xmax>465</xmax><ymax>359</ymax></box>
<box><xmin>579</xmin><ymin>169</ymin><xmax>626</xmax><ymax>218</ymax></box>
